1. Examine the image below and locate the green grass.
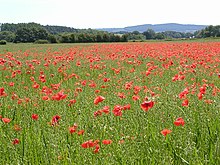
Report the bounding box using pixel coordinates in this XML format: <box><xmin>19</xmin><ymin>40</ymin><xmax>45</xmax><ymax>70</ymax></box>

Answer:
<box><xmin>0</xmin><ymin>42</ymin><xmax>220</xmax><ymax>164</ymax></box>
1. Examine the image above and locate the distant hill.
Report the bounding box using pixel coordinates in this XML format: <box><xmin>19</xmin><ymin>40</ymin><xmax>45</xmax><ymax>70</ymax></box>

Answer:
<box><xmin>97</xmin><ymin>23</ymin><xmax>208</xmax><ymax>33</ymax></box>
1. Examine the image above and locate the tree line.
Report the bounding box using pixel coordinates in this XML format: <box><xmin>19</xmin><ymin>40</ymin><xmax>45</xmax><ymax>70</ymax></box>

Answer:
<box><xmin>0</xmin><ymin>23</ymin><xmax>128</xmax><ymax>43</ymax></box>
<box><xmin>0</xmin><ymin>23</ymin><xmax>219</xmax><ymax>44</ymax></box>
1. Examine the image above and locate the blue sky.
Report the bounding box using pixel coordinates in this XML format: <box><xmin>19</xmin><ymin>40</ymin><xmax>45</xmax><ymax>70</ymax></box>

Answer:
<box><xmin>0</xmin><ymin>0</ymin><xmax>219</xmax><ymax>28</ymax></box>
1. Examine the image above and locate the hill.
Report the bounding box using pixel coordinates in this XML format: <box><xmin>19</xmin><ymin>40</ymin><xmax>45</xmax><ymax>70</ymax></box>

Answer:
<box><xmin>97</xmin><ymin>23</ymin><xmax>208</xmax><ymax>33</ymax></box>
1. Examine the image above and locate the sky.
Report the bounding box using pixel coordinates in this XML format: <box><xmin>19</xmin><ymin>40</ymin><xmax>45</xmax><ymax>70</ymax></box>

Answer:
<box><xmin>0</xmin><ymin>0</ymin><xmax>219</xmax><ymax>29</ymax></box>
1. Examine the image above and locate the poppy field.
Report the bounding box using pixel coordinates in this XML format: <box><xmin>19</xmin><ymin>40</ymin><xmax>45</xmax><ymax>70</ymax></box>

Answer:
<box><xmin>0</xmin><ymin>42</ymin><xmax>220</xmax><ymax>164</ymax></box>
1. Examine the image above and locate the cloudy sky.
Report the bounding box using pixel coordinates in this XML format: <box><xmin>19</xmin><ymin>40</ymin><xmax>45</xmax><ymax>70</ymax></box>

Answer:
<box><xmin>1</xmin><ymin>0</ymin><xmax>219</xmax><ymax>28</ymax></box>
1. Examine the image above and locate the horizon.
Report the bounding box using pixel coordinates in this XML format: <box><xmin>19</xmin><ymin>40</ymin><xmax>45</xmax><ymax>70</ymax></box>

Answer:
<box><xmin>0</xmin><ymin>22</ymin><xmax>210</xmax><ymax>30</ymax></box>
<box><xmin>0</xmin><ymin>0</ymin><xmax>219</xmax><ymax>29</ymax></box>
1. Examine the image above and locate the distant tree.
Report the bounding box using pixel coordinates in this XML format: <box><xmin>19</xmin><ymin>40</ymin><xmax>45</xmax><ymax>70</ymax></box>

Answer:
<box><xmin>132</xmin><ymin>31</ymin><xmax>140</xmax><ymax>35</ymax></box>
<box><xmin>121</xmin><ymin>34</ymin><xmax>128</xmax><ymax>42</ymax></box>
<box><xmin>60</xmin><ymin>34</ymin><xmax>71</xmax><ymax>43</ymax></box>
<box><xmin>0</xmin><ymin>31</ymin><xmax>16</xmax><ymax>42</ymax></box>
<box><xmin>96</xmin><ymin>33</ymin><xmax>103</xmax><ymax>42</ymax></box>
<box><xmin>102</xmin><ymin>33</ymin><xmax>110</xmax><ymax>42</ymax></box>
<box><xmin>48</xmin><ymin>34</ymin><xmax>58</xmax><ymax>43</ymax></box>
<box><xmin>14</xmin><ymin>27</ymin><xmax>49</xmax><ymax>43</ymax></box>
<box><xmin>195</xmin><ymin>25</ymin><xmax>220</xmax><ymax>38</ymax></box>
<box><xmin>155</xmin><ymin>33</ymin><xmax>165</xmax><ymax>39</ymax></box>
<box><xmin>143</xmin><ymin>29</ymin><xmax>155</xmax><ymax>39</ymax></box>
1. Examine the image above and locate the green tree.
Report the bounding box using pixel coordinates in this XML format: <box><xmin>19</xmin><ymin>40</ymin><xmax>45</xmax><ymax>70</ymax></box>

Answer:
<box><xmin>0</xmin><ymin>31</ymin><xmax>16</xmax><ymax>42</ymax></box>
<box><xmin>143</xmin><ymin>29</ymin><xmax>155</xmax><ymax>39</ymax></box>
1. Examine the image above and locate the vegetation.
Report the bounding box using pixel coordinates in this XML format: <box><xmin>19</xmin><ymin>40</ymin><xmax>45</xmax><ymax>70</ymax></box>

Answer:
<box><xmin>0</xmin><ymin>40</ymin><xmax>7</xmax><ymax>45</ymax></box>
<box><xmin>0</xmin><ymin>23</ymin><xmax>128</xmax><ymax>43</ymax></box>
<box><xmin>0</xmin><ymin>42</ymin><xmax>219</xmax><ymax>164</ymax></box>
<box><xmin>195</xmin><ymin>25</ymin><xmax>220</xmax><ymax>38</ymax></box>
<box><xmin>0</xmin><ymin>23</ymin><xmax>219</xmax><ymax>43</ymax></box>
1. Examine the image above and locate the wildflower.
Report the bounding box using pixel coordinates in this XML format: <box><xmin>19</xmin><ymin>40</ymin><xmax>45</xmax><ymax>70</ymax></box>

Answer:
<box><xmin>2</xmin><ymin>118</ymin><xmax>11</xmax><ymax>124</ymax></box>
<box><xmin>12</xmin><ymin>138</ymin><xmax>20</xmax><ymax>145</ymax></box>
<box><xmin>77</xmin><ymin>130</ymin><xmax>85</xmax><ymax>136</ymax></box>
<box><xmin>94</xmin><ymin>96</ymin><xmax>105</xmax><ymax>105</ymax></box>
<box><xmin>0</xmin><ymin>87</ymin><xmax>7</xmax><ymax>97</ymax></box>
<box><xmin>141</xmin><ymin>100</ymin><xmax>154</xmax><ymax>112</ymax></box>
<box><xmin>32</xmin><ymin>114</ymin><xmax>39</xmax><ymax>120</ymax></box>
<box><xmin>102</xmin><ymin>139</ymin><xmax>112</xmax><ymax>145</ymax></box>
<box><xmin>69</xmin><ymin>126</ymin><xmax>76</xmax><ymax>134</ymax></box>
<box><xmin>93</xmin><ymin>144</ymin><xmax>100</xmax><ymax>153</ymax></box>
<box><xmin>51</xmin><ymin>115</ymin><xmax>61</xmax><ymax>126</ymax></box>
<box><xmin>174</xmin><ymin>117</ymin><xmax>185</xmax><ymax>126</ymax></box>
<box><xmin>81</xmin><ymin>140</ymin><xmax>95</xmax><ymax>148</ymax></box>
<box><xmin>112</xmin><ymin>105</ymin><xmax>123</xmax><ymax>116</ymax></box>
<box><xmin>182</xmin><ymin>99</ymin><xmax>189</xmax><ymax>107</ymax></box>
<box><xmin>161</xmin><ymin>129</ymin><xmax>172</xmax><ymax>136</ymax></box>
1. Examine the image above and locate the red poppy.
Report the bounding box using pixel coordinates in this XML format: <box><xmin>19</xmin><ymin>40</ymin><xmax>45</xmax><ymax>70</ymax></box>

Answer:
<box><xmin>132</xmin><ymin>95</ymin><xmax>139</xmax><ymax>101</ymax></box>
<box><xmin>81</xmin><ymin>140</ymin><xmax>95</xmax><ymax>148</ymax></box>
<box><xmin>112</xmin><ymin>105</ymin><xmax>122</xmax><ymax>116</ymax></box>
<box><xmin>69</xmin><ymin>126</ymin><xmax>76</xmax><ymax>134</ymax></box>
<box><xmin>161</xmin><ymin>129</ymin><xmax>172</xmax><ymax>136</ymax></box>
<box><xmin>93</xmin><ymin>144</ymin><xmax>100</xmax><ymax>153</ymax></box>
<box><xmin>2</xmin><ymin>118</ymin><xmax>11</xmax><ymax>124</ymax></box>
<box><xmin>0</xmin><ymin>87</ymin><xmax>7</xmax><ymax>97</ymax></box>
<box><xmin>102</xmin><ymin>139</ymin><xmax>112</xmax><ymax>145</ymax></box>
<box><xmin>174</xmin><ymin>117</ymin><xmax>185</xmax><ymax>126</ymax></box>
<box><xmin>9</xmin><ymin>82</ymin><xmax>14</xmax><ymax>86</ymax></box>
<box><xmin>101</xmin><ymin>106</ymin><xmax>110</xmax><ymax>114</ymax></box>
<box><xmin>42</xmin><ymin>95</ymin><xmax>49</xmax><ymax>101</ymax></box>
<box><xmin>32</xmin><ymin>114</ymin><xmax>39</xmax><ymax>120</ymax></box>
<box><xmin>94</xmin><ymin>110</ymin><xmax>102</xmax><ymax>117</ymax></box>
<box><xmin>51</xmin><ymin>115</ymin><xmax>61</xmax><ymax>126</ymax></box>
<box><xmin>94</xmin><ymin>96</ymin><xmax>105</xmax><ymax>105</ymax></box>
<box><xmin>77</xmin><ymin>130</ymin><xmax>85</xmax><ymax>136</ymax></box>
<box><xmin>182</xmin><ymin>99</ymin><xmax>189</xmax><ymax>107</ymax></box>
<box><xmin>141</xmin><ymin>100</ymin><xmax>154</xmax><ymax>112</ymax></box>
<box><xmin>12</xmin><ymin>138</ymin><xmax>20</xmax><ymax>145</ymax></box>
<box><xmin>198</xmin><ymin>92</ymin><xmax>203</xmax><ymax>100</ymax></box>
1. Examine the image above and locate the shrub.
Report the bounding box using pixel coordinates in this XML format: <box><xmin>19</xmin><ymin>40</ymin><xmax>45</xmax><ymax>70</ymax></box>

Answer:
<box><xmin>34</xmin><ymin>40</ymin><xmax>49</xmax><ymax>44</ymax></box>
<box><xmin>0</xmin><ymin>40</ymin><xmax>7</xmax><ymax>45</ymax></box>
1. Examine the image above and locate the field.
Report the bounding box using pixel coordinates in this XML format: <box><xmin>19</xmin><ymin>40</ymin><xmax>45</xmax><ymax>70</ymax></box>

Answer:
<box><xmin>0</xmin><ymin>41</ymin><xmax>220</xmax><ymax>164</ymax></box>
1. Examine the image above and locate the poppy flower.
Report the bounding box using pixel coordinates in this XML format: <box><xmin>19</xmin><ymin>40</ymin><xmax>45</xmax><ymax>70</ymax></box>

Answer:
<box><xmin>94</xmin><ymin>96</ymin><xmax>105</xmax><ymax>105</ymax></box>
<box><xmin>102</xmin><ymin>139</ymin><xmax>112</xmax><ymax>145</ymax></box>
<box><xmin>141</xmin><ymin>100</ymin><xmax>154</xmax><ymax>112</ymax></box>
<box><xmin>51</xmin><ymin>115</ymin><xmax>61</xmax><ymax>126</ymax></box>
<box><xmin>77</xmin><ymin>130</ymin><xmax>85</xmax><ymax>136</ymax></box>
<box><xmin>112</xmin><ymin>105</ymin><xmax>123</xmax><ymax>116</ymax></box>
<box><xmin>174</xmin><ymin>117</ymin><xmax>185</xmax><ymax>126</ymax></box>
<box><xmin>32</xmin><ymin>114</ymin><xmax>39</xmax><ymax>120</ymax></box>
<box><xmin>12</xmin><ymin>138</ymin><xmax>20</xmax><ymax>145</ymax></box>
<box><xmin>94</xmin><ymin>110</ymin><xmax>102</xmax><ymax>117</ymax></box>
<box><xmin>69</xmin><ymin>126</ymin><xmax>76</xmax><ymax>134</ymax></box>
<box><xmin>2</xmin><ymin>118</ymin><xmax>11</xmax><ymax>124</ymax></box>
<box><xmin>182</xmin><ymin>99</ymin><xmax>189</xmax><ymax>107</ymax></box>
<box><xmin>0</xmin><ymin>87</ymin><xmax>7</xmax><ymax>97</ymax></box>
<box><xmin>132</xmin><ymin>95</ymin><xmax>139</xmax><ymax>101</ymax></box>
<box><xmin>101</xmin><ymin>106</ymin><xmax>110</xmax><ymax>114</ymax></box>
<box><xmin>93</xmin><ymin>144</ymin><xmax>100</xmax><ymax>153</ymax></box>
<box><xmin>161</xmin><ymin>129</ymin><xmax>172</xmax><ymax>136</ymax></box>
<box><xmin>81</xmin><ymin>140</ymin><xmax>95</xmax><ymax>148</ymax></box>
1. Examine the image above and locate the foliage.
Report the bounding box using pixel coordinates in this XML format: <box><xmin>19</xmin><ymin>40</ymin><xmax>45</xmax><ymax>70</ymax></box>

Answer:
<box><xmin>0</xmin><ymin>31</ymin><xmax>16</xmax><ymax>42</ymax></box>
<box><xmin>34</xmin><ymin>39</ymin><xmax>49</xmax><ymax>44</ymax></box>
<box><xmin>14</xmin><ymin>27</ymin><xmax>49</xmax><ymax>43</ymax></box>
<box><xmin>0</xmin><ymin>40</ymin><xmax>7</xmax><ymax>45</ymax></box>
<box><xmin>195</xmin><ymin>25</ymin><xmax>220</xmax><ymax>38</ymax></box>
<box><xmin>0</xmin><ymin>42</ymin><xmax>219</xmax><ymax>164</ymax></box>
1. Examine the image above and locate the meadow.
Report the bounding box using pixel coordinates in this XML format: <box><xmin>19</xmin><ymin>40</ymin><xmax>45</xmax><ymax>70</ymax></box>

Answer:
<box><xmin>0</xmin><ymin>41</ymin><xmax>220</xmax><ymax>164</ymax></box>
